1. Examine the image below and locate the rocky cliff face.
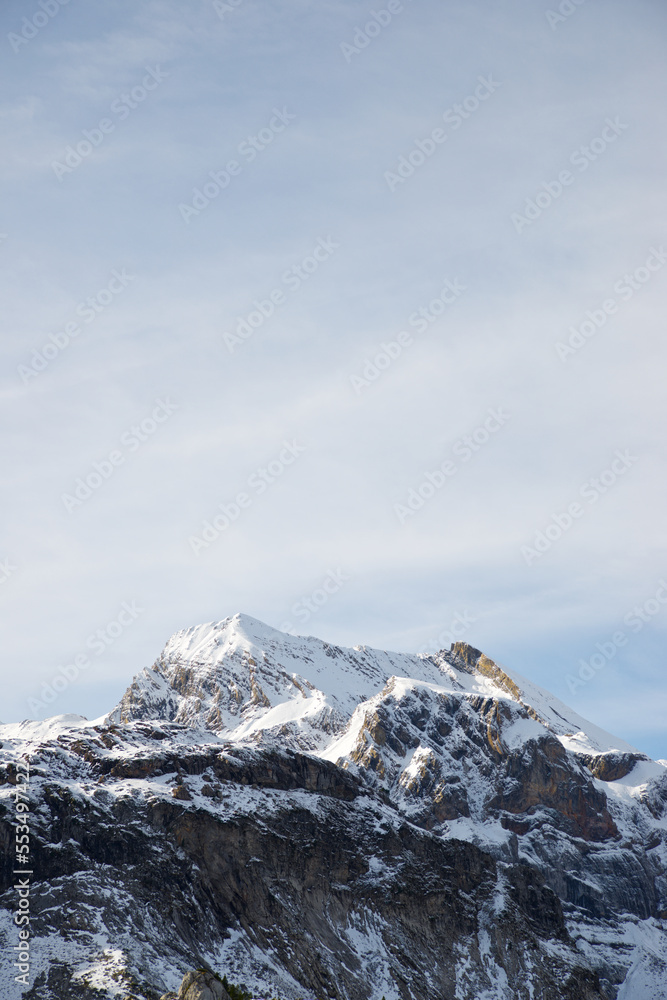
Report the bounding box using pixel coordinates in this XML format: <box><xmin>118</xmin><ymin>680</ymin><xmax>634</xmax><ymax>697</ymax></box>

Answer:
<box><xmin>1</xmin><ymin>615</ymin><xmax>666</xmax><ymax>1000</ymax></box>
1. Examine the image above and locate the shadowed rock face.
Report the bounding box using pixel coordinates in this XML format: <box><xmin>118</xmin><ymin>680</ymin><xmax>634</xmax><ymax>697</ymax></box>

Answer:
<box><xmin>2</xmin><ymin>733</ymin><xmax>608</xmax><ymax>1000</ymax></box>
<box><xmin>580</xmin><ymin>752</ymin><xmax>648</xmax><ymax>783</ymax></box>
<box><xmin>491</xmin><ymin>735</ymin><xmax>619</xmax><ymax>842</ymax></box>
<box><xmin>344</xmin><ymin>682</ymin><xmax>619</xmax><ymax>841</ymax></box>
<box><xmin>1</xmin><ymin>625</ymin><xmax>666</xmax><ymax>999</ymax></box>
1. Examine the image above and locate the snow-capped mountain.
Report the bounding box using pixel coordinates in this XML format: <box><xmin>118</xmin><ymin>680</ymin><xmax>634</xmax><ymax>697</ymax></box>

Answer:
<box><xmin>1</xmin><ymin>614</ymin><xmax>666</xmax><ymax>1000</ymax></box>
<box><xmin>109</xmin><ymin>613</ymin><xmax>641</xmax><ymax>756</ymax></box>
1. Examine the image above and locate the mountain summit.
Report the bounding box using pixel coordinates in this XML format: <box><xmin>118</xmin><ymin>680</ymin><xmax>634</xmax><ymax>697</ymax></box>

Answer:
<box><xmin>110</xmin><ymin>612</ymin><xmax>638</xmax><ymax>757</ymax></box>
<box><xmin>1</xmin><ymin>615</ymin><xmax>666</xmax><ymax>999</ymax></box>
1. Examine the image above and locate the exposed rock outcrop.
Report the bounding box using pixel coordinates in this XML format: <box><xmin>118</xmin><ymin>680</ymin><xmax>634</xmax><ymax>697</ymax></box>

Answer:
<box><xmin>1</xmin><ymin>617</ymin><xmax>666</xmax><ymax>999</ymax></box>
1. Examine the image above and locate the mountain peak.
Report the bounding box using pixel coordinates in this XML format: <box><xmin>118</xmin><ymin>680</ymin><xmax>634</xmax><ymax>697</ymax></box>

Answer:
<box><xmin>110</xmin><ymin>615</ymin><xmax>639</xmax><ymax>761</ymax></box>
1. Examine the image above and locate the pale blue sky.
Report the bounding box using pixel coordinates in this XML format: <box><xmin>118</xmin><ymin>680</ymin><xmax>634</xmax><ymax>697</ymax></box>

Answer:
<box><xmin>1</xmin><ymin>0</ymin><xmax>666</xmax><ymax>758</ymax></box>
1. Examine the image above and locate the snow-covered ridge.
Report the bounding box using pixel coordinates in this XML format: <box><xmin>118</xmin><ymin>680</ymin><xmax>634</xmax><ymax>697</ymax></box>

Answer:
<box><xmin>107</xmin><ymin>612</ymin><xmax>641</xmax><ymax>759</ymax></box>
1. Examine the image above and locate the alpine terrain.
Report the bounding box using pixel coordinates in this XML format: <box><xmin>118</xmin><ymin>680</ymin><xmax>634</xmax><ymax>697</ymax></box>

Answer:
<box><xmin>1</xmin><ymin>613</ymin><xmax>666</xmax><ymax>1000</ymax></box>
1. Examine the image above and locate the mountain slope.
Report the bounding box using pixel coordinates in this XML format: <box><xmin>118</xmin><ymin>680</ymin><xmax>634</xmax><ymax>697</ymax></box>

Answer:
<box><xmin>1</xmin><ymin>614</ymin><xmax>666</xmax><ymax>1000</ymax></box>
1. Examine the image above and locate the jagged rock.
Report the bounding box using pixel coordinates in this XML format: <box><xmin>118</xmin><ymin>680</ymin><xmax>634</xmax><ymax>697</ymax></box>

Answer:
<box><xmin>178</xmin><ymin>969</ymin><xmax>230</xmax><ymax>1000</ymax></box>
<box><xmin>172</xmin><ymin>782</ymin><xmax>192</xmax><ymax>800</ymax></box>
<box><xmin>580</xmin><ymin>750</ymin><xmax>647</xmax><ymax>782</ymax></box>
